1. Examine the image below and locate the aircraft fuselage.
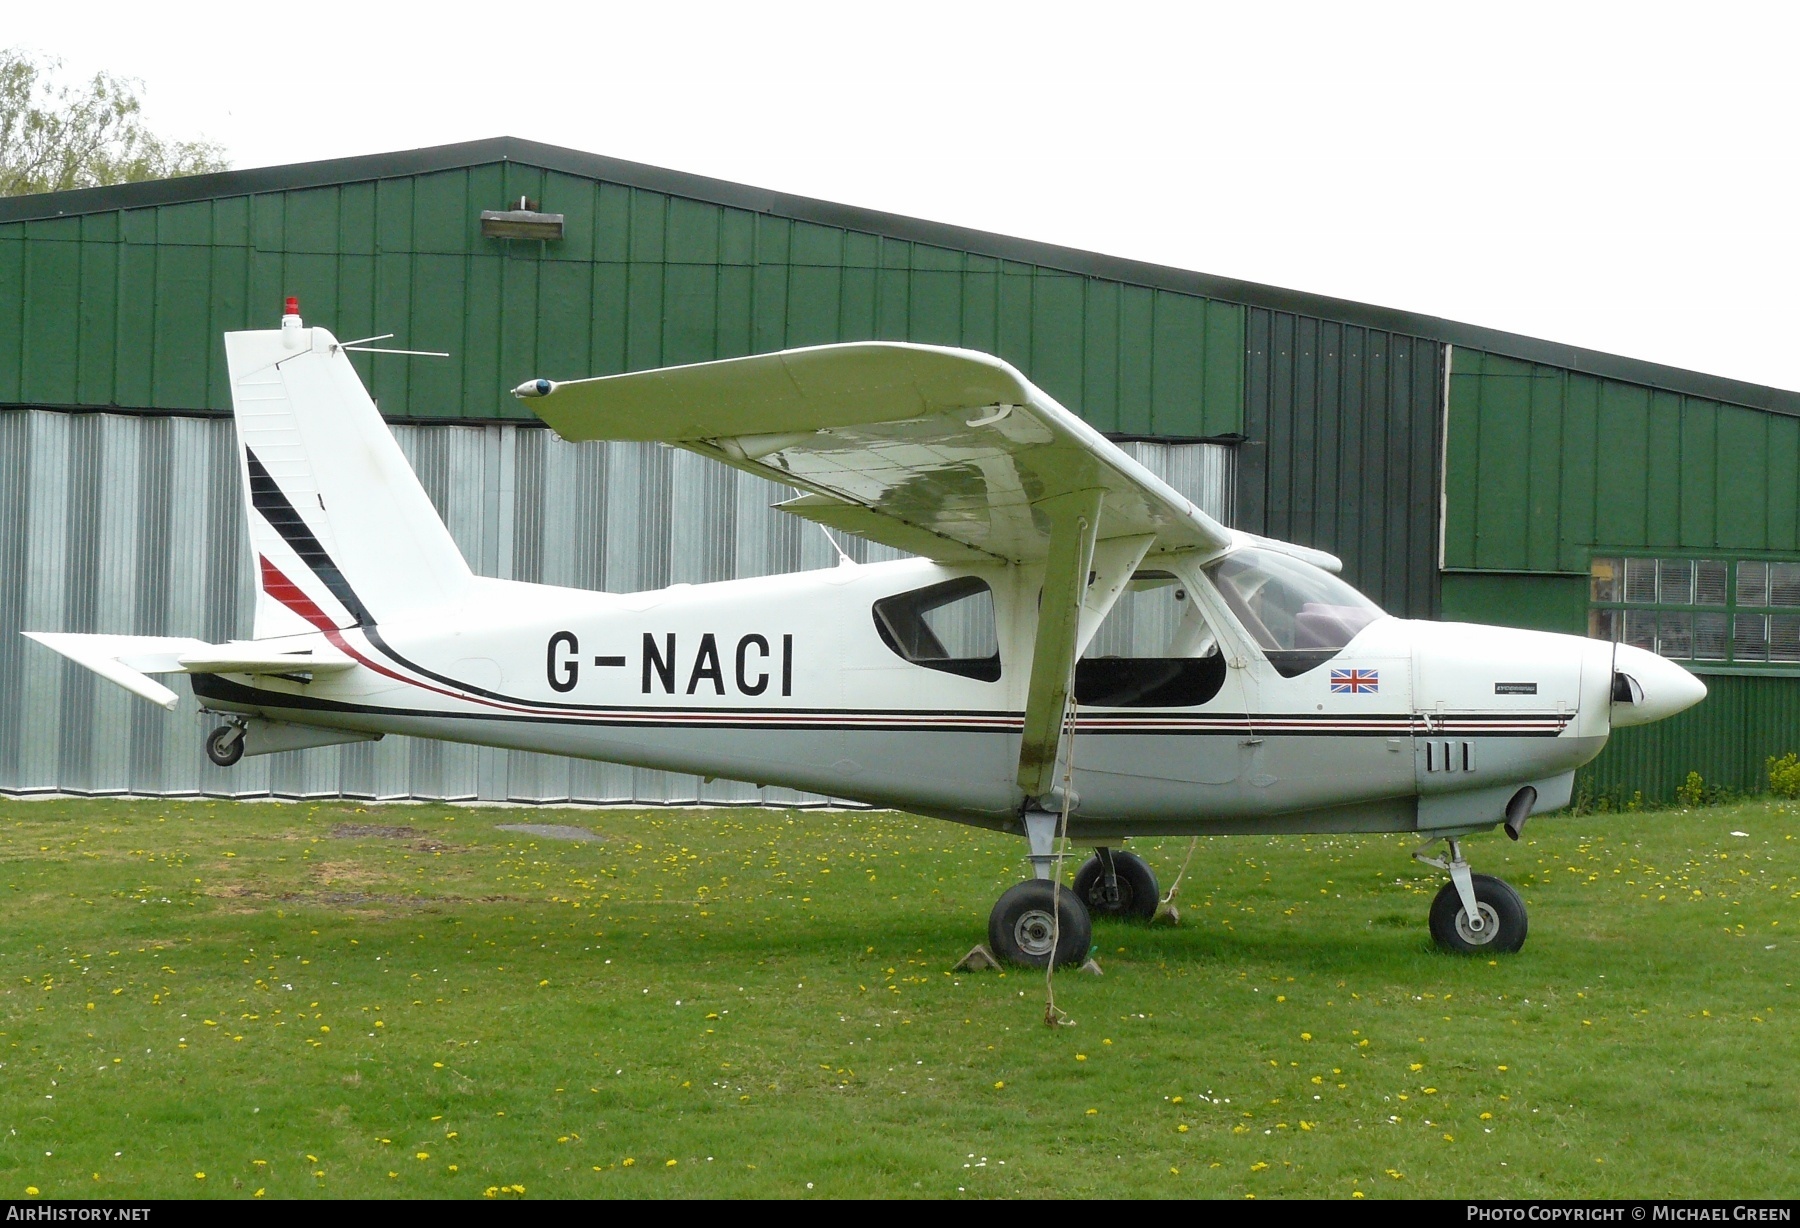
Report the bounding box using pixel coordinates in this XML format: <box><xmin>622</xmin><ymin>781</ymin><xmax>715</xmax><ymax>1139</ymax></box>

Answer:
<box><xmin>193</xmin><ymin>553</ymin><xmax>1639</xmax><ymax>840</ymax></box>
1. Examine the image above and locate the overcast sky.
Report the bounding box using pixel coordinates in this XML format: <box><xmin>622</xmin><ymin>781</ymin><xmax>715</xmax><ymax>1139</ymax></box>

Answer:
<box><xmin>12</xmin><ymin>2</ymin><xmax>1799</xmax><ymax>392</ymax></box>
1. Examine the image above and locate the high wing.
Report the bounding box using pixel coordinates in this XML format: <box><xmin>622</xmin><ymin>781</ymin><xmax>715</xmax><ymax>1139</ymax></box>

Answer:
<box><xmin>516</xmin><ymin>342</ymin><xmax>1234</xmax><ymax>566</ymax></box>
<box><xmin>516</xmin><ymin>341</ymin><xmax>1345</xmax><ymax>806</ymax></box>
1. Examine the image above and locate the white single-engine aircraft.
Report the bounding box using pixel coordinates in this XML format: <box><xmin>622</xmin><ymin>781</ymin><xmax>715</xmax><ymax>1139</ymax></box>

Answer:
<box><xmin>26</xmin><ymin>302</ymin><xmax>1707</xmax><ymax>965</ymax></box>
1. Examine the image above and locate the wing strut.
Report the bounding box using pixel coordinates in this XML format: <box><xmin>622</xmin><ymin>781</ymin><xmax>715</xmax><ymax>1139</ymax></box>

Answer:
<box><xmin>1015</xmin><ymin>488</ymin><xmax>1105</xmax><ymax>805</ymax></box>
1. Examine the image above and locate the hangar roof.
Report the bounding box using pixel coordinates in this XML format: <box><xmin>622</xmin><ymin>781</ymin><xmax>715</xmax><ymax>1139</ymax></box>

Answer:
<box><xmin>2</xmin><ymin>135</ymin><xmax>1795</xmax><ymax>418</ymax></box>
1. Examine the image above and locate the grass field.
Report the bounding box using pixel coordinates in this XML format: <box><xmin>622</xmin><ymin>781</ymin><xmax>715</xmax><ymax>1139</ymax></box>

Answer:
<box><xmin>0</xmin><ymin>794</ymin><xmax>1794</xmax><ymax>1200</ymax></box>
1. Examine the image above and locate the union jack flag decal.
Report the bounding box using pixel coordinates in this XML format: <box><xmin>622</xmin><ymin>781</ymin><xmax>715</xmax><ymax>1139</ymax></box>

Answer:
<box><xmin>1330</xmin><ymin>668</ymin><xmax>1379</xmax><ymax>694</ymax></box>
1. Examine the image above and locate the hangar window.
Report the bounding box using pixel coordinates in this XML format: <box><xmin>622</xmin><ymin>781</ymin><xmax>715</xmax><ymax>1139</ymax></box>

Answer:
<box><xmin>1589</xmin><ymin>556</ymin><xmax>1800</xmax><ymax>664</ymax></box>
<box><xmin>872</xmin><ymin>576</ymin><xmax>1001</xmax><ymax>681</ymax></box>
<box><xmin>1076</xmin><ymin>571</ymin><xmax>1227</xmax><ymax>707</ymax></box>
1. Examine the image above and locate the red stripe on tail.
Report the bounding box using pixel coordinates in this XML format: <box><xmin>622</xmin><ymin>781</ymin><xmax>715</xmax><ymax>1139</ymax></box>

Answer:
<box><xmin>259</xmin><ymin>555</ymin><xmax>341</xmax><ymax>632</ymax></box>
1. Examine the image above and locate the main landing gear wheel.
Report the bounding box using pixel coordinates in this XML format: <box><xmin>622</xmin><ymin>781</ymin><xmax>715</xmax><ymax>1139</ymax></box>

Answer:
<box><xmin>1072</xmin><ymin>848</ymin><xmax>1159</xmax><ymax>921</ymax></box>
<box><xmin>205</xmin><ymin>724</ymin><xmax>245</xmax><ymax>767</ymax></box>
<box><xmin>988</xmin><ymin>879</ymin><xmax>1092</xmax><ymax>968</ymax></box>
<box><xmin>1428</xmin><ymin>874</ymin><xmax>1527</xmax><ymax>954</ymax></box>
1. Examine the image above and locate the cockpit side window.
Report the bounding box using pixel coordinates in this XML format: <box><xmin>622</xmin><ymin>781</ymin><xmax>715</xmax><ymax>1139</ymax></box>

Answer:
<box><xmin>1205</xmin><ymin>548</ymin><xmax>1384</xmax><ymax>677</ymax></box>
<box><xmin>872</xmin><ymin>576</ymin><xmax>1002</xmax><ymax>681</ymax></box>
<box><xmin>1075</xmin><ymin>570</ymin><xmax>1227</xmax><ymax>707</ymax></box>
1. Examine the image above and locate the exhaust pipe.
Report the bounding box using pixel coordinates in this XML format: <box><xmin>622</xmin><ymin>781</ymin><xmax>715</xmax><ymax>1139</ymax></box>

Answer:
<box><xmin>1504</xmin><ymin>785</ymin><xmax>1537</xmax><ymax>841</ymax></box>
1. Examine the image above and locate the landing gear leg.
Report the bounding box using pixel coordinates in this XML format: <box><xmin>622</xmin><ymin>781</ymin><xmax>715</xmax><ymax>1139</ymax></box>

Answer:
<box><xmin>1023</xmin><ymin>809</ymin><xmax>1059</xmax><ymax>880</ymax></box>
<box><xmin>985</xmin><ymin>810</ymin><xmax>1092</xmax><ymax>967</ymax></box>
<box><xmin>1414</xmin><ymin>836</ymin><xmax>1527</xmax><ymax>954</ymax></box>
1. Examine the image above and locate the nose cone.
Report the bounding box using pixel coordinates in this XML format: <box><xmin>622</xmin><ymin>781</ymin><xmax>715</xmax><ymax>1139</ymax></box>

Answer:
<box><xmin>1610</xmin><ymin>643</ymin><xmax>1707</xmax><ymax>728</ymax></box>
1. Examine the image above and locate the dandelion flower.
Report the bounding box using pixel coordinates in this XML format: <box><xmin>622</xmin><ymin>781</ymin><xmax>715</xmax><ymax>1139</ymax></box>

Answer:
<box><xmin>1301</xmin><ymin>1032</ymin><xmax>1312</xmax><ymax>1041</ymax></box>
<box><xmin>666</xmin><ymin>1159</ymin><xmax>678</xmax><ymax>1167</ymax></box>
<box><xmin>26</xmin><ymin>1188</ymin><xmax>38</xmax><ymax>1197</ymax></box>
<box><xmin>1177</xmin><ymin>1125</ymin><xmax>1189</xmax><ymax>1133</ymax></box>
<box><xmin>1086</xmin><ymin>1108</ymin><xmax>1098</xmax><ymax>1116</ymax></box>
<box><xmin>994</xmin><ymin>1081</ymin><xmax>1004</xmax><ymax>1089</ymax></box>
<box><xmin>194</xmin><ymin>1172</ymin><xmax>205</xmax><ymax>1180</ymax></box>
<box><xmin>623</xmin><ymin>1158</ymin><xmax>635</xmax><ymax>1167</ymax></box>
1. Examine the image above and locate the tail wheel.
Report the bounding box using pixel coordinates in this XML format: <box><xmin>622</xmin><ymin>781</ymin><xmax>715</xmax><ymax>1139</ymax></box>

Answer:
<box><xmin>1429</xmin><ymin>873</ymin><xmax>1527</xmax><ymax>954</ymax></box>
<box><xmin>205</xmin><ymin>725</ymin><xmax>245</xmax><ymax>767</ymax></box>
<box><xmin>987</xmin><ymin>879</ymin><xmax>1092</xmax><ymax>968</ymax></box>
<box><xmin>1072</xmin><ymin>849</ymin><xmax>1160</xmax><ymax>921</ymax></box>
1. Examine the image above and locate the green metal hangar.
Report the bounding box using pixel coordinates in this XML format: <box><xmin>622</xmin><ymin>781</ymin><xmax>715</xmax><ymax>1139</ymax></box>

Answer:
<box><xmin>1</xmin><ymin>137</ymin><xmax>1795</xmax><ymax>803</ymax></box>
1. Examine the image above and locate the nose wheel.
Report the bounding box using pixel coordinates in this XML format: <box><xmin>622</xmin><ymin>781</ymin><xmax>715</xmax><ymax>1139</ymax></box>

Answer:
<box><xmin>1415</xmin><ymin>837</ymin><xmax>1527</xmax><ymax>954</ymax></box>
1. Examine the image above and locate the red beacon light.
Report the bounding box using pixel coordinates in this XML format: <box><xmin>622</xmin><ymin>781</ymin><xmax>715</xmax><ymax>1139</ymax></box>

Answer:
<box><xmin>279</xmin><ymin>295</ymin><xmax>304</xmax><ymax>349</ymax></box>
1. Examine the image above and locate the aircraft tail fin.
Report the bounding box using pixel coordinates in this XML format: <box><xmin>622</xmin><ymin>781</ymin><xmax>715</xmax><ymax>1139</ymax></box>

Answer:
<box><xmin>224</xmin><ymin>304</ymin><xmax>471</xmax><ymax>638</ymax></box>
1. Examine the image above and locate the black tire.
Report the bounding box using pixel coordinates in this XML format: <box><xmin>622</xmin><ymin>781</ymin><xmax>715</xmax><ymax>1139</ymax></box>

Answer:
<box><xmin>988</xmin><ymin>879</ymin><xmax>1093</xmax><ymax>968</ymax></box>
<box><xmin>1428</xmin><ymin>874</ymin><xmax>1527</xmax><ymax>954</ymax></box>
<box><xmin>205</xmin><ymin>725</ymin><xmax>244</xmax><ymax>767</ymax></box>
<box><xmin>1072</xmin><ymin>849</ymin><xmax>1160</xmax><ymax>921</ymax></box>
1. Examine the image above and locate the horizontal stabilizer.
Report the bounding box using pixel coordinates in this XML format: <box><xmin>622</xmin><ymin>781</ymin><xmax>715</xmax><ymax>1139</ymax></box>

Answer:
<box><xmin>22</xmin><ymin>633</ymin><xmax>207</xmax><ymax>711</ymax></box>
<box><xmin>23</xmin><ymin>632</ymin><xmax>356</xmax><ymax>711</ymax></box>
<box><xmin>175</xmin><ymin>644</ymin><xmax>355</xmax><ymax>675</ymax></box>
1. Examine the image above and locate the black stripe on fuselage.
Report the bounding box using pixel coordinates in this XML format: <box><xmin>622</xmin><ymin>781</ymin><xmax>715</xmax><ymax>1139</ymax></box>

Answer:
<box><xmin>189</xmin><ymin>674</ymin><xmax>1573</xmax><ymax>737</ymax></box>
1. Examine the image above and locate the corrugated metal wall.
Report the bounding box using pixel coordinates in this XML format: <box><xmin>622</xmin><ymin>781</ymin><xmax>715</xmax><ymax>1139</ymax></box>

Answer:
<box><xmin>1235</xmin><ymin>308</ymin><xmax>1444</xmax><ymax>617</ymax></box>
<box><xmin>1444</xmin><ymin>349</ymin><xmax>1800</xmax><ymax>571</ymax></box>
<box><xmin>0</xmin><ymin>407</ymin><xmax>1231</xmax><ymax>801</ymax></box>
<box><xmin>0</xmin><ymin>165</ymin><xmax>1245</xmax><ymax>438</ymax></box>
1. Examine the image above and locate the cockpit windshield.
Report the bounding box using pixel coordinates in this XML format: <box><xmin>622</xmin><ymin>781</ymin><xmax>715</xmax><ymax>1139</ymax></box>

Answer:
<box><xmin>1205</xmin><ymin>548</ymin><xmax>1385</xmax><ymax>676</ymax></box>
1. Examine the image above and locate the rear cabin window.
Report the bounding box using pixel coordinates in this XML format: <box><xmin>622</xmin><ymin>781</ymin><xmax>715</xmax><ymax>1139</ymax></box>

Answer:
<box><xmin>1075</xmin><ymin>571</ymin><xmax>1227</xmax><ymax>707</ymax></box>
<box><xmin>872</xmin><ymin>577</ymin><xmax>1002</xmax><ymax>681</ymax></box>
